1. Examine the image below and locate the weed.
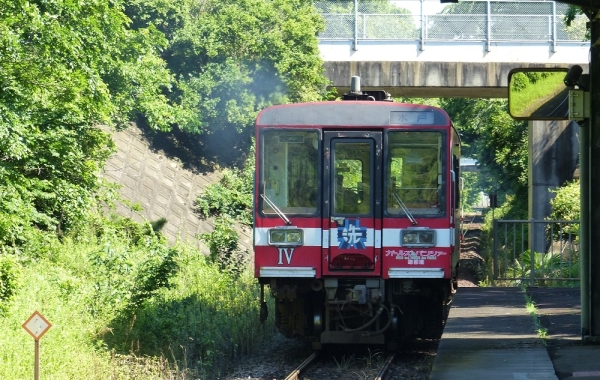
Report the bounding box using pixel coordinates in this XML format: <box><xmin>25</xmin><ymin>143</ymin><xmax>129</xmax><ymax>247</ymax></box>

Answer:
<box><xmin>523</xmin><ymin>292</ymin><xmax>548</xmax><ymax>340</ymax></box>
<box><xmin>361</xmin><ymin>348</ymin><xmax>384</xmax><ymax>367</ymax></box>
<box><xmin>334</xmin><ymin>354</ymin><xmax>356</xmax><ymax>372</ymax></box>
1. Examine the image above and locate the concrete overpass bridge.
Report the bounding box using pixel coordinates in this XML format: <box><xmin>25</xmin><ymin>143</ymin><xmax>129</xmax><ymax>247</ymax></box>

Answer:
<box><xmin>316</xmin><ymin>0</ymin><xmax>590</xmax><ymax>97</ymax></box>
<box><xmin>315</xmin><ymin>0</ymin><xmax>585</xmax><ymax>274</ymax></box>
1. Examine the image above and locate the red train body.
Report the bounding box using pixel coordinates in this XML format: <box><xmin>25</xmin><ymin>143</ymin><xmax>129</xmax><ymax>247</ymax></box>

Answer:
<box><xmin>254</xmin><ymin>82</ymin><xmax>460</xmax><ymax>347</ymax></box>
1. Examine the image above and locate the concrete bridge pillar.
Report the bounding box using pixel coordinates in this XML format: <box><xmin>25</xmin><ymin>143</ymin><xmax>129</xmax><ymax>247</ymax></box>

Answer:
<box><xmin>528</xmin><ymin>120</ymin><xmax>579</xmax><ymax>254</ymax></box>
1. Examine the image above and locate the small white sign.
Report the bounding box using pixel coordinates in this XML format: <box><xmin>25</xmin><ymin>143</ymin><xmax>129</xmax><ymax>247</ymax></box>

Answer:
<box><xmin>22</xmin><ymin>311</ymin><xmax>52</xmax><ymax>340</ymax></box>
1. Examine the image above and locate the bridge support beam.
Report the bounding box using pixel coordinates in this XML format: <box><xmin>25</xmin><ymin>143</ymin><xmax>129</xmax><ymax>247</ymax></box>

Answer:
<box><xmin>323</xmin><ymin>61</ymin><xmax>583</xmax><ymax>98</ymax></box>
<box><xmin>528</xmin><ymin>120</ymin><xmax>579</xmax><ymax>254</ymax></box>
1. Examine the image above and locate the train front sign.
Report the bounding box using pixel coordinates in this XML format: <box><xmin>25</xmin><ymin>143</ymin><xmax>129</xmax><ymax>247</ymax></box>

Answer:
<box><xmin>254</xmin><ymin>77</ymin><xmax>460</xmax><ymax>347</ymax></box>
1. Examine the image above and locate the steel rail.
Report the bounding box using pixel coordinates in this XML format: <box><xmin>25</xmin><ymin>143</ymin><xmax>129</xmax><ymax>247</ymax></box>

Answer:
<box><xmin>284</xmin><ymin>351</ymin><xmax>320</xmax><ymax>380</ymax></box>
<box><xmin>374</xmin><ymin>352</ymin><xmax>396</xmax><ymax>380</ymax></box>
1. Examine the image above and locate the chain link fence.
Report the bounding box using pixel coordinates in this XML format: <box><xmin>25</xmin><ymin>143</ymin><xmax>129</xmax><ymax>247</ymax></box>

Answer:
<box><xmin>315</xmin><ymin>0</ymin><xmax>587</xmax><ymax>45</ymax></box>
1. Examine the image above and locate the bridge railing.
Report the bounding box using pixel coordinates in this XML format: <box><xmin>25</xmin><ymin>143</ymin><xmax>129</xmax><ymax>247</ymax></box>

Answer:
<box><xmin>316</xmin><ymin>0</ymin><xmax>588</xmax><ymax>51</ymax></box>
<box><xmin>492</xmin><ymin>219</ymin><xmax>580</xmax><ymax>286</ymax></box>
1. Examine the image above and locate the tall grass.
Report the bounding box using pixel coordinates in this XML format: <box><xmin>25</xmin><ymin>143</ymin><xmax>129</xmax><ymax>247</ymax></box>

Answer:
<box><xmin>0</xmin><ymin>218</ymin><xmax>275</xmax><ymax>379</ymax></box>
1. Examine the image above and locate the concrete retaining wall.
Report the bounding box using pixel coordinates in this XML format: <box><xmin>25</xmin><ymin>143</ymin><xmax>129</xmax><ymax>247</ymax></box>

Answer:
<box><xmin>102</xmin><ymin>126</ymin><xmax>253</xmax><ymax>253</ymax></box>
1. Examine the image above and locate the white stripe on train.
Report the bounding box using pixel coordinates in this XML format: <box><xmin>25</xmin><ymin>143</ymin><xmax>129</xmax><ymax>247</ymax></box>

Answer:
<box><xmin>254</xmin><ymin>228</ymin><xmax>454</xmax><ymax>247</ymax></box>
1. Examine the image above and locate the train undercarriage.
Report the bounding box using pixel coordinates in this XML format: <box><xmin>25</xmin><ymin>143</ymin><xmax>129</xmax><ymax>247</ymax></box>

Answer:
<box><xmin>260</xmin><ymin>276</ymin><xmax>455</xmax><ymax>347</ymax></box>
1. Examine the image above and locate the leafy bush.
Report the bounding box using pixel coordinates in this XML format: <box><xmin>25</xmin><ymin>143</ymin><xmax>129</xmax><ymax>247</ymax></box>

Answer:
<box><xmin>510</xmin><ymin>250</ymin><xmax>578</xmax><ymax>287</ymax></box>
<box><xmin>100</xmin><ymin>245</ymin><xmax>274</xmax><ymax>379</ymax></box>
<box><xmin>196</xmin><ymin>150</ymin><xmax>254</xmax><ymax>226</ymax></box>
<box><xmin>199</xmin><ymin>216</ymin><xmax>250</xmax><ymax>278</ymax></box>
<box><xmin>0</xmin><ymin>255</ymin><xmax>21</xmax><ymax>314</ymax></box>
<box><xmin>549</xmin><ymin>179</ymin><xmax>580</xmax><ymax>221</ymax></box>
<box><xmin>510</xmin><ymin>72</ymin><xmax>528</xmax><ymax>92</ymax></box>
<box><xmin>87</xmin><ymin>217</ymin><xmax>179</xmax><ymax>319</ymax></box>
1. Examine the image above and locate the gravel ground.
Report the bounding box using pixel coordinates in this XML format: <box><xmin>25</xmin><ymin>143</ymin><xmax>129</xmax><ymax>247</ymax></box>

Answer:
<box><xmin>224</xmin><ymin>338</ymin><xmax>438</xmax><ymax>380</ymax></box>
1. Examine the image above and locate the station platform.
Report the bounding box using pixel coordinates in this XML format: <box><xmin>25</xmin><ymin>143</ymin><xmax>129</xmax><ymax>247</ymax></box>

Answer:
<box><xmin>429</xmin><ymin>287</ymin><xmax>600</xmax><ymax>380</ymax></box>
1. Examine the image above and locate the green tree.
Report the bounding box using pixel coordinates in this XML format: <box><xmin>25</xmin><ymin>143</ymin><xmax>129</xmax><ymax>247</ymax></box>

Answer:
<box><xmin>440</xmin><ymin>98</ymin><xmax>529</xmax><ymax>202</ymax></box>
<box><xmin>0</xmin><ymin>0</ymin><xmax>178</xmax><ymax>247</ymax></box>
<box><xmin>125</xmin><ymin>0</ymin><xmax>330</xmax><ymax>158</ymax></box>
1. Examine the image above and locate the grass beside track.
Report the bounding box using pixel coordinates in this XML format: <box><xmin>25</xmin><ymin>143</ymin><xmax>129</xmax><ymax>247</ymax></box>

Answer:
<box><xmin>0</xmin><ymin>232</ymin><xmax>275</xmax><ymax>379</ymax></box>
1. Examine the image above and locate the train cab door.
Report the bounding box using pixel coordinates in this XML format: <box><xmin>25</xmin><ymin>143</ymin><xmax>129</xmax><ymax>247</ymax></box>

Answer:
<box><xmin>323</xmin><ymin>131</ymin><xmax>382</xmax><ymax>276</ymax></box>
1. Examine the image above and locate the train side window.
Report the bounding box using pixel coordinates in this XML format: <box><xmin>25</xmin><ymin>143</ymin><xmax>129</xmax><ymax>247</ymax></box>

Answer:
<box><xmin>453</xmin><ymin>154</ymin><xmax>460</xmax><ymax>208</ymax></box>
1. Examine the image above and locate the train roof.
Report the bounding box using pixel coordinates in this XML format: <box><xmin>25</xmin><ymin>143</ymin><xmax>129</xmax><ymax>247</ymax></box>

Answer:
<box><xmin>256</xmin><ymin>101</ymin><xmax>451</xmax><ymax>127</ymax></box>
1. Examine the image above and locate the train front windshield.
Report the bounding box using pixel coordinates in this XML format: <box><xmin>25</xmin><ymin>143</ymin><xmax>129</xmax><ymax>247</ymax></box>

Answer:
<box><xmin>386</xmin><ymin>131</ymin><xmax>444</xmax><ymax>216</ymax></box>
<box><xmin>259</xmin><ymin>129</ymin><xmax>445</xmax><ymax>219</ymax></box>
<box><xmin>260</xmin><ymin>130</ymin><xmax>320</xmax><ymax>215</ymax></box>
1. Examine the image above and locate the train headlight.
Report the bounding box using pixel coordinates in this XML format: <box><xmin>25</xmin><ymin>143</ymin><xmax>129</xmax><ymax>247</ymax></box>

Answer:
<box><xmin>268</xmin><ymin>228</ymin><xmax>303</xmax><ymax>247</ymax></box>
<box><xmin>400</xmin><ymin>229</ymin><xmax>436</xmax><ymax>248</ymax></box>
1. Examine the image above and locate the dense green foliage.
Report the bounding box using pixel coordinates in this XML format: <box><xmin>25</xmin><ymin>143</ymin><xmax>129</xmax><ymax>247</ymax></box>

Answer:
<box><xmin>196</xmin><ymin>152</ymin><xmax>255</xmax><ymax>226</ymax></box>
<box><xmin>125</xmin><ymin>0</ymin><xmax>330</xmax><ymax>157</ymax></box>
<box><xmin>1</xmin><ymin>0</ymin><xmax>330</xmax><ymax>250</ymax></box>
<box><xmin>461</xmin><ymin>171</ymin><xmax>483</xmax><ymax>211</ymax></box>
<box><xmin>0</xmin><ymin>0</ymin><xmax>176</xmax><ymax>248</ymax></box>
<box><xmin>0</xmin><ymin>217</ymin><xmax>273</xmax><ymax>378</ymax></box>
<box><xmin>199</xmin><ymin>215</ymin><xmax>251</xmax><ymax>277</ymax></box>
<box><xmin>441</xmin><ymin>98</ymin><xmax>529</xmax><ymax>204</ymax></box>
<box><xmin>549</xmin><ymin>179</ymin><xmax>580</xmax><ymax>221</ymax></box>
<box><xmin>1</xmin><ymin>0</ymin><xmax>327</xmax><ymax>377</ymax></box>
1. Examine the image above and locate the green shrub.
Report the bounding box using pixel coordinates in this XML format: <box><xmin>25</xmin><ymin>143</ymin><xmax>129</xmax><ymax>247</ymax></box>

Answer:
<box><xmin>195</xmin><ymin>149</ymin><xmax>254</xmax><ymax>226</ymax></box>
<box><xmin>88</xmin><ymin>226</ymin><xmax>179</xmax><ymax>319</ymax></box>
<box><xmin>0</xmin><ymin>255</ymin><xmax>21</xmax><ymax>314</ymax></box>
<box><xmin>199</xmin><ymin>215</ymin><xmax>250</xmax><ymax>278</ymax></box>
<box><xmin>549</xmin><ymin>179</ymin><xmax>580</xmax><ymax>221</ymax></box>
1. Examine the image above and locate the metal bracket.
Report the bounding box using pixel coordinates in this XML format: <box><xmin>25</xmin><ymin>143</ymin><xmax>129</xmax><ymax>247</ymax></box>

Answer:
<box><xmin>569</xmin><ymin>90</ymin><xmax>591</xmax><ymax>121</ymax></box>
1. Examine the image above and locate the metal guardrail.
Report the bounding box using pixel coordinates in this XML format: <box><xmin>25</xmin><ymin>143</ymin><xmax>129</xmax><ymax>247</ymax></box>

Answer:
<box><xmin>315</xmin><ymin>0</ymin><xmax>587</xmax><ymax>51</ymax></box>
<box><xmin>493</xmin><ymin>219</ymin><xmax>579</xmax><ymax>285</ymax></box>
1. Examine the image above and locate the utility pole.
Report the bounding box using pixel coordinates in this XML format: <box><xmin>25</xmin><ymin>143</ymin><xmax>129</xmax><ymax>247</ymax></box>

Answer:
<box><xmin>585</xmin><ymin>12</ymin><xmax>600</xmax><ymax>341</ymax></box>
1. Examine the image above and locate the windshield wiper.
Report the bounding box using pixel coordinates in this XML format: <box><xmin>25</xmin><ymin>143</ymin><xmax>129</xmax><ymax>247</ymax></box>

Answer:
<box><xmin>261</xmin><ymin>194</ymin><xmax>292</xmax><ymax>225</ymax></box>
<box><xmin>392</xmin><ymin>192</ymin><xmax>418</xmax><ymax>225</ymax></box>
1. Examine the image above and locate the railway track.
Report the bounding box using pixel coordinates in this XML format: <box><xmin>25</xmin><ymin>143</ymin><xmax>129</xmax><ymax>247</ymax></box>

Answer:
<box><xmin>284</xmin><ymin>350</ymin><xmax>397</xmax><ymax>380</ymax></box>
<box><xmin>284</xmin><ymin>351</ymin><xmax>320</xmax><ymax>380</ymax></box>
<box><xmin>374</xmin><ymin>351</ymin><xmax>396</xmax><ymax>380</ymax></box>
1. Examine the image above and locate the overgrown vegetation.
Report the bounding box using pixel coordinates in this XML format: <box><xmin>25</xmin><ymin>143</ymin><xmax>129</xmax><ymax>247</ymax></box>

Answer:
<box><xmin>508</xmin><ymin>71</ymin><xmax>566</xmax><ymax>117</ymax></box>
<box><xmin>0</xmin><ymin>213</ymin><xmax>275</xmax><ymax>379</ymax></box>
<box><xmin>474</xmin><ymin>181</ymin><xmax>581</xmax><ymax>287</ymax></box>
<box><xmin>196</xmin><ymin>152</ymin><xmax>255</xmax><ymax>226</ymax></box>
<box><xmin>1</xmin><ymin>0</ymin><xmax>327</xmax><ymax>377</ymax></box>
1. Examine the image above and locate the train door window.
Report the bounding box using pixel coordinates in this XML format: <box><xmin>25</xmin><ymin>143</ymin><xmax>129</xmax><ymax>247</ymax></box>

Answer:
<box><xmin>333</xmin><ymin>141</ymin><xmax>372</xmax><ymax>215</ymax></box>
<box><xmin>261</xmin><ymin>130</ymin><xmax>319</xmax><ymax>214</ymax></box>
<box><xmin>386</xmin><ymin>131</ymin><xmax>444</xmax><ymax>216</ymax></box>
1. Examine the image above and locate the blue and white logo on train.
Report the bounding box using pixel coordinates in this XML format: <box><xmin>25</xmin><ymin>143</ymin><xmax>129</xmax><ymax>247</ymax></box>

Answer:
<box><xmin>337</xmin><ymin>219</ymin><xmax>367</xmax><ymax>249</ymax></box>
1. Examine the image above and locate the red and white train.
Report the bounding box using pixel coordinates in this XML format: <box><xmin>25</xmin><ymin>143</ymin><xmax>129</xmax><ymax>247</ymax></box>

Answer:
<box><xmin>254</xmin><ymin>77</ymin><xmax>460</xmax><ymax>347</ymax></box>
